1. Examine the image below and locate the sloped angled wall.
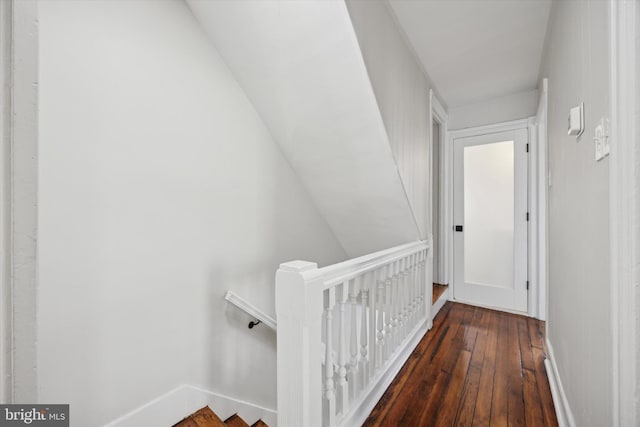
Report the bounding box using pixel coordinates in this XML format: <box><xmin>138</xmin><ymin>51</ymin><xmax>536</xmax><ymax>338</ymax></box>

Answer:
<box><xmin>346</xmin><ymin>0</ymin><xmax>439</xmax><ymax>241</ymax></box>
<box><xmin>187</xmin><ymin>0</ymin><xmax>422</xmax><ymax>257</ymax></box>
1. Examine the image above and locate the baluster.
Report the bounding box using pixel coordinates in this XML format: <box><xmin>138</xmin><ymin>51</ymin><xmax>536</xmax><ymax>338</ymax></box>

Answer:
<box><xmin>418</xmin><ymin>253</ymin><xmax>423</xmax><ymax>319</ymax></box>
<box><xmin>378</xmin><ymin>267</ymin><xmax>385</xmax><ymax>363</ymax></box>
<box><xmin>371</xmin><ymin>268</ymin><xmax>380</xmax><ymax>374</ymax></box>
<box><xmin>393</xmin><ymin>259</ymin><xmax>402</xmax><ymax>350</ymax></box>
<box><xmin>402</xmin><ymin>256</ymin><xmax>413</xmax><ymax>340</ymax></box>
<box><xmin>414</xmin><ymin>253</ymin><xmax>420</xmax><ymax>320</ymax></box>
<box><xmin>419</xmin><ymin>251</ymin><xmax>425</xmax><ymax>319</ymax></box>
<box><xmin>417</xmin><ymin>251</ymin><xmax>423</xmax><ymax>318</ymax></box>
<box><xmin>348</xmin><ymin>277</ymin><xmax>360</xmax><ymax>401</ymax></box>
<box><xmin>337</xmin><ymin>282</ymin><xmax>349</xmax><ymax>415</ymax></box>
<box><xmin>402</xmin><ymin>256</ymin><xmax>408</xmax><ymax>338</ymax></box>
<box><xmin>396</xmin><ymin>260</ymin><xmax>403</xmax><ymax>345</ymax></box>
<box><xmin>398</xmin><ymin>257</ymin><xmax>405</xmax><ymax>340</ymax></box>
<box><xmin>412</xmin><ymin>253</ymin><xmax>419</xmax><ymax>324</ymax></box>
<box><xmin>324</xmin><ymin>288</ymin><xmax>336</xmax><ymax>425</ymax></box>
<box><xmin>408</xmin><ymin>254</ymin><xmax>415</xmax><ymax>329</ymax></box>
<box><xmin>422</xmin><ymin>250</ymin><xmax>428</xmax><ymax>318</ymax></box>
<box><xmin>384</xmin><ymin>264</ymin><xmax>393</xmax><ymax>360</ymax></box>
<box><xmin>400</xmin><ymin>258</ymin><xmax>406</xmax><ymax>341</ymax></box>
<box><xmin>360</xmin><ymin>273</ymin><xmax>370</xmax><ymax>386</ymax></box>
<box><xmin>390</xmin><ymin>261</ymin><xmax>398</xmax><ymax>353</ymax></box>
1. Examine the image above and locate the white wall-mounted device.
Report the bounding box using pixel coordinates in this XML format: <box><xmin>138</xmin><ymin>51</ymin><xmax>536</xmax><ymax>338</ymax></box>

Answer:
<box><xmin>568</xmin><ymin>102</ymin><xmax>584</xmax><ymax>137</ymax></box>
<box><xmin>594</xmin><ymin>116</ymin><xmax>610</xmax><ymax>161</ymax></box>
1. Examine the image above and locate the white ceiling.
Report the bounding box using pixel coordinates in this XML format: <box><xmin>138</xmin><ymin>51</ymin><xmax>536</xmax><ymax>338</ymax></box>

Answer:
<box><xmin>388</xmin><ymin>0</ymin><xmax>552</xmax><ymax>108</ymax></box>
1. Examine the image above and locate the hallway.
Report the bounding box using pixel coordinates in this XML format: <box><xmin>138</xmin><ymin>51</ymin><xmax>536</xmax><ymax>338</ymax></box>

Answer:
<box><xmin>2</xmin><ymin>0</ymin><xmax>638</xmax><ymax>425</ymax></box>
<box><xmin>364</xmin><ymin>302</ymin><xmax>558</xmax><ymax>426</ymax></box>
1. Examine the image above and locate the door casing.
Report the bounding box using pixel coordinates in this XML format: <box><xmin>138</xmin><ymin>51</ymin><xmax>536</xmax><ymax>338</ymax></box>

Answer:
<box><xmin>452</xmin><ymin>128</ymin><xmax>528</xmax><ymax>313</ymax></box>
<box><xmin>447</xmin><ymin>118</ymin><xmax>544</xmax><ymax>318</ymax></box>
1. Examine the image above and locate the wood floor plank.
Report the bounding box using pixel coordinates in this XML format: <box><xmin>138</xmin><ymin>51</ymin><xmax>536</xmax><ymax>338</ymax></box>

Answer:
<box><xmin>364</xmin><ymin>302</ymin><xmax>558</xmax><ymax>427</ymax></box>
<box><xmin>471</xmin><ymin>307</ymin><xmax>499</xmax><ymax>427</ymax></box>
<box><xmin>453</xmin><ymin>363</ymin><xmax>482</xmax><ymax>427</ymax></box>
<box><xmin>463</xmin><ymin>307</ymin><xmax>483</xmax><ymax>353</ymax></box>
<box><xmin>507</xmin><ymin>315</ymin><xmax>526</xmax><ymax>427</ymax></box>
<box><xmin>518</xmin><ymin>316</ymin><xmax>536</xmax><ymax>371</ymax></box>
<box><xmin>417</xmin><ymin>370</ymin><xmax>451</xmax><ymax>427</ymax></box>
<box><xmin>433</xmin><ymin>284</ymin><xmax>448</xmax><ymax>303</ymax></box>
<box><xmin>390</xmin><ymin>306</ymin><xmax>467</xmax><ymax>426</ymax></box>
<box><xmin>490</xmin><ymin>313</ymin><xmax>509</xmax><ymax>426</ymax></box>
<box><xmin>523</xmin><ymin>368</ymin><xmax>545</xmax><ymax>427</ymax></box>
<box><xmin>435</xmin><ymin>349</ymin><xmax>473</xmax><ymax>427</ymax></box>
<box><xmin>527</xmin><ymin>317</ymin><xmax>545</xmax><ymax>349</ymax></box>
<box><xmin>532</xmin><ymin>346</ymin><xmax>559</xmax><ymax>427</ymax></box>
<box><xmin>363</xmin><ymin>303</ymin><xmax>453</xmax><ymax>426</ymax></box>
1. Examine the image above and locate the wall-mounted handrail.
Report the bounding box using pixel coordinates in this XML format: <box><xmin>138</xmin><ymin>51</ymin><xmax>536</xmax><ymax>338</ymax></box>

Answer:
<box><xmin>224</xmin><ymin>290</ymin><xmax>277</xmax><ymax>331</ymax></box>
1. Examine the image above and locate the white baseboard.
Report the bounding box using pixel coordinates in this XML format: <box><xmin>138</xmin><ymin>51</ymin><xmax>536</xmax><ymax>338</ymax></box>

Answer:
<box><xmin>432</xmin><ymin>287</ymin><xmax>449</xmax><ymax>319</ymax></box>
<box><xmin>544</xmin><ymin>338</ymin><xmax>576</xmax><ymax>427</ymax></box>
<box><xmin>104</xmin><ymin>384</ymin><xmax>277</xmax><ymax>427</ymax></box>
<box><xmin>338</xmin><ymin>316</ymin><xmax>431</xmax><ymax>427</ymax></box>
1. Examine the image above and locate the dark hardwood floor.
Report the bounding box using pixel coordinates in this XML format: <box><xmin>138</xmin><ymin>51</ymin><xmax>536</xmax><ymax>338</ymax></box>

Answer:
<box><xmin>364</xmin><ymin>302</ymin><xmax>558</xmax><ymax>427</ymax></box>
<box><xmin>433</xmin><ymin>284</ymin><xmax>448</xmax><ymax>303</ymax></box>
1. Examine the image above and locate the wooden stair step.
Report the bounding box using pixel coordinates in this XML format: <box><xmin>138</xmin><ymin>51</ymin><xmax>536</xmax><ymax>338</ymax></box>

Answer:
<box><xmin>250</xmin><ymin>420</ymin><xmax>268</xmax><ymax>427</ymax></box>
<box><xmin>224</xmin><ymin>413</ymin><xmax>250</xmax><ymax>427</ymax></box>
<box><xmin>173</xmin><ymin>406</ymin><xmax>225</xmax><ymax>427</ymax></box>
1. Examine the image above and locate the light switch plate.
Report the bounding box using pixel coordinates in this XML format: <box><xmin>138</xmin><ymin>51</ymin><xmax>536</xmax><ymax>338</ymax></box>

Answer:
<box><xmin>568</xmin><ymin>102</ymin><xmax>585</xmax><ymax>137</ymax></box>
<box><xmin>602</xmin><ymin>117</ymin><xmax>610</xmax><ymax>156</ymax></box>
<box><xmin>595</xmin><ymin>124</ymin><xmax>604</xmax><ymax>160</ymax></box>
<box><xmin>594</xmin><ymin>116</ymin><xmax>610</xmax><ymax>161</ymax></box>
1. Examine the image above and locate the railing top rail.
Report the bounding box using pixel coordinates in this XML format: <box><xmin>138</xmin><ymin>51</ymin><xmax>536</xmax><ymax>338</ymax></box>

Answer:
<box><xmin>297</xmin><ymin>240</ymin><xmax>428</xmax><ymax>289</ymax></box>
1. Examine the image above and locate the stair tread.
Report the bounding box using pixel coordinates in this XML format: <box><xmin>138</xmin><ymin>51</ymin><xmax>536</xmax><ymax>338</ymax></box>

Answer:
<box><xmin>250</xmin><ymin>420</ymin><xmax>268</xmax><ymax>427</ymax></box>
<box><xmin>174</xmin><ymin>406</ymin><xmax>225</xmax><ymax>427</ymax></box>
<box><xmin>224</xmin><ymin>413</ymin><xmax>250</xmax><ymax>427</ymax></box>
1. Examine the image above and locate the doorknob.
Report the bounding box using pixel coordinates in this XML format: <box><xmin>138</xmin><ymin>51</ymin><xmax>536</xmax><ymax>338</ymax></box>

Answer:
<box><xmin>455</xmin><ymin>225</ymin><xmax>463</xmax><ymax>232</ymax></box>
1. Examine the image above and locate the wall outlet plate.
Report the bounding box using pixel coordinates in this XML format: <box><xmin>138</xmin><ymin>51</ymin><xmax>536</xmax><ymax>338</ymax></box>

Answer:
<box><xmin>568</xmin><ymin>102</ymin><xmax>585</xmax><ymax>137</ymax></box>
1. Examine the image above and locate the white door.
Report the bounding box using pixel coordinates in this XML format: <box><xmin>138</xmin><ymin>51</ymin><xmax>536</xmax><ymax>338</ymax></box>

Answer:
<box><xmin>453</xmin><ymin>129</ymin><xmax>528</xmax><ymax>312</ymax></box>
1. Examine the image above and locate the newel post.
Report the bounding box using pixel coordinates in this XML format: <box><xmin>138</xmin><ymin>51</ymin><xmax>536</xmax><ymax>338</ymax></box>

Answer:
<box><xmin>276</xmin><ymin>260</ymin><xmax>323</xmax><ymax>427</ymax></box>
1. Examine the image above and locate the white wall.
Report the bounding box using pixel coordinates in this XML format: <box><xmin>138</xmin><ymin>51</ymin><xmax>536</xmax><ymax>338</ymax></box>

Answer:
<box><xmin>188</xmin><ymin>0</ymin><xmax>422</xmax><ymax>258</ymax></box>
<box><xmin>449</xmin><ymin>89</ymin><xmax>539</xmax><ymax>130</ymax></box>
<box><xmin>346</xmin><ymin>0</ymin><xmax>439</xmax><ymax>239</ymax></box>
<box><xmin>539</xmin><ymin>1</ymin><xmax>611</xmax><ymax>425</ymax></box>
<box><xmin>37</xmin><ymin>1</ymin><xmax>347</xmax><ymax>425</ymax></box>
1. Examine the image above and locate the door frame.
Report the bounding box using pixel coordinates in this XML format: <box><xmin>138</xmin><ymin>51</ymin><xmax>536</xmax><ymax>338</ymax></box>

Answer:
<box><xmin>448</xmin><ymin>118</ymin><xmax>545</xmax><ymax>318</ymax></box>
<box><xmin>0</xmin><ymin>0</ymin><xmax>11</xmax><ymax>403</ymax></box>
<box><xmin>429</xmin><ymin>89</ymin><xmax>448</xmax><ymax>286</ymax></box>
<box><xmin>610</xmin><ymin>0</ymin><xmax>639</xmax><ymax>424</ymax></box>
<box><xmin>0</xmin><ymin>0</ymin><xmax>39</xmax><ymax>403</ymax></box>
<box><xmin>532</xmin><ymin>78</ymin><xmax>548</xmax><ymax>321</ymax></box>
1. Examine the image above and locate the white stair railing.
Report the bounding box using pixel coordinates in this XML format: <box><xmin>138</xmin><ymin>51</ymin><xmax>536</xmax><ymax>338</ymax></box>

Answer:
<box><xmin>276</xmin><ymin>241</ymin><xmax>431</xmax><ymax>427</ymax></box>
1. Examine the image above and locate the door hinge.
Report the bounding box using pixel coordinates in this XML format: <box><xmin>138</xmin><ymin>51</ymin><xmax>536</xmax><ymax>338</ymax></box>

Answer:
<box><xmin>526</xmin><ymin>212</ymin><xmax>530</xmax><ymax>221</ymax></box>
<box><xmin>526</xmin><ymin>281</ymin><xmax>530</xmax><ymax>290</ymax></box>
<box><xmin>526</xmin><ymin>143</ymin><xmax>529</xmax><ymax>153</ymax></box>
